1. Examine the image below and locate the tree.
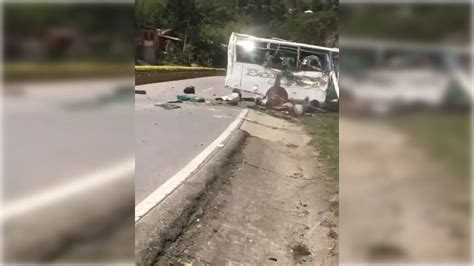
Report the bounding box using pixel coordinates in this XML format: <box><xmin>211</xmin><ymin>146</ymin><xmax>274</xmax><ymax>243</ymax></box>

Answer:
<box><xmin>136</xmin><ymin>0</ymin><xmax>341</xmax><ymax>66</ymax></box>
<box><xmin>135</xmin><ymin>0</ymin><xmax>166</xmax><ymax>27</ymax></box>
<box><xmin>312</xmin><ymin>0</ymin><xmax>323</xmax><ymax>12</ymax></box>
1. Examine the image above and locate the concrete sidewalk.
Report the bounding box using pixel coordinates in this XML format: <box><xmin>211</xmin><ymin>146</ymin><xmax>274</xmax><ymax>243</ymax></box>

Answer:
<box><xmin>156</xmin><ymin>110</ymin><xmax>338</xmax><ymax>265</ymax></box>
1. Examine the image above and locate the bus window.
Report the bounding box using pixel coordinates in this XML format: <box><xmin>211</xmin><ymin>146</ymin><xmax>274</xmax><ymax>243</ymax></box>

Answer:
<box><xmin>235</xmin><ymin>40</ymin><xmax>267</xmax><ymax>65</ymax></box>
<box><xmin>332</xmin><ymin>53</ymin><xmax>339</xmax><ymax>75</ymax></box>
<box><xmin>273</xmin><ymin>47</ymin><xmax>298</xmax><ymax>72</ymax></box>
<box><xmin>300</xmin><ymin>49</ymin><xmax>329</xmax><ymax>72</ymax></box>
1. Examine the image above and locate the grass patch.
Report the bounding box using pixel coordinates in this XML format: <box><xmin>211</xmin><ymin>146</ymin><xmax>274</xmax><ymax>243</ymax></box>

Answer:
<box><xmin>394</xmin><ymin>112</ymin><xmax>470</xmax><ymax>181</ymax></box>
<box><xmin>135</xmin><ymin>65</ymin><xmax>225</xmax><ymax>72</ymax></box>
<box><xmin>302</xmin><ymin>113</ymin><xmax>339</xmax><ymax>184</ymax></box>
<box><xmin>5</xmin><ymin>63</ymin><xmax>220</xmax><ymax>84</ymax></box>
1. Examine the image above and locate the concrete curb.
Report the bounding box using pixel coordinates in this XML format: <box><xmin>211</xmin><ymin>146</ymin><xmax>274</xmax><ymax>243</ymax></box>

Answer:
<box><xmin>135</xmin><ymin>70</ymin><xmax>225</xmax><ymax>85</ymax></box>
<box><xmin>135</xmin><ymin>129</ymin><xmax>249</xmax><ymax>266</ymax></box>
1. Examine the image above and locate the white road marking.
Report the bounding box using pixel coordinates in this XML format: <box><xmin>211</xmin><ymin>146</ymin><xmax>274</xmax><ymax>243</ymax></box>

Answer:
<box><xmin>1</xmin><ymin>157</ymin><xmax>134</xmax><ymax>223</ymax></box>
<box><xmin>135</xmin><ymin>109</ymin><xmax>249</xmax><ymax>222</ymax></box>
<box><xmin>203</xmin><ymin>87</ymin><xmax>214</xmax><ymax>92</ymax></box>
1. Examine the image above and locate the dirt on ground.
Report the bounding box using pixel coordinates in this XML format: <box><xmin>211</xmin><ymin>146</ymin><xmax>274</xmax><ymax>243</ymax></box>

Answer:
<box><xmin>339</xmin><ymin>116</ymin><xmax>471</xmax><ymax>264</ymax></box>
<box><xmin>156</xmin><ymin>111</ymin><xmax>338</xmax><ymax>265</ymax></box>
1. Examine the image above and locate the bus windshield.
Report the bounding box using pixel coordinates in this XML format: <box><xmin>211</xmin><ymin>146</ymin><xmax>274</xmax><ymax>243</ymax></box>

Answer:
<box><xmin>235</xmin><ymin>39</ymin><xmax>332</xmax><ymax>73</ymax></box>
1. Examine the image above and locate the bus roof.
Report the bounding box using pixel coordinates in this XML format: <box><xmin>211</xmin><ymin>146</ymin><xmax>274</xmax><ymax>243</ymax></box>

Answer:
<box><xmin>232</xmin><ymin>32</ymin><xmax>339</xmax><ymax>53</ymax></box>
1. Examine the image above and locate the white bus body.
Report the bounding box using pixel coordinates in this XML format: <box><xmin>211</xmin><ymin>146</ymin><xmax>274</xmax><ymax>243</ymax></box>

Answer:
<box><xmin>225</xmin><ymin>32</ymin><xmax>339</xmax><ymax>102</ymax></box>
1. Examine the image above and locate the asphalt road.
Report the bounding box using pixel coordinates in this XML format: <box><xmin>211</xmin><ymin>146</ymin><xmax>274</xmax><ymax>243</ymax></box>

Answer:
<box><xmin>3</xmin><ymin>78</ymin><xmax>135</xmax><ymax>263</ymax></box>
<box><xmin>135</xmin><ymin>76</ymin><xmax>242</xmax><ymax>205</ymax></box>
<box><xmin>4</xmin><ymin>78</ymin><xmax>134</xmax><ymax>203</ymax></box>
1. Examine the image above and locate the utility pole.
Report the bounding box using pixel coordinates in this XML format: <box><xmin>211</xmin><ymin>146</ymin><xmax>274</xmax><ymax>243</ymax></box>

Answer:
<box><xmin>182</xmin><ymin>19</ymin><xmax>190</xmax><ymax>53</ymax></box>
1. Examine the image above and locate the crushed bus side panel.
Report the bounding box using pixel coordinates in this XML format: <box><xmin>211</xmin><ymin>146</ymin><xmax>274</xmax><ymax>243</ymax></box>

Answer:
<box><xmin>225</xmin><ymin>32</ymin><xmax>339</xmax><ymax>105</ymax></box>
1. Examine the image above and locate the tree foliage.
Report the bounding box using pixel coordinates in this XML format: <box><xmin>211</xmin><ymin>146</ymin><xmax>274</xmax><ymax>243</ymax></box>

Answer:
<box><xmin>5</xmin><ymin>3</ymin><xmax>134</xmax><ymax>62</ymax></box>
<box><xmin>136</xmin><ymin>0</ymin><xmax>339</xmax><ymax>67</ymax></box>
<box><xmin>339</xmin><ymin>5</ymin><xmax>469</xmax><ymax>43</ymax></box>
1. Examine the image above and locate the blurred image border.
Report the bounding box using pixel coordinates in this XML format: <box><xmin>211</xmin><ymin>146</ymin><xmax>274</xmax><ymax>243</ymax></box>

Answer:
<box><xmin>340</xmin><ymin>0</ymin><xmax>473</xmax><ymax>265</ymax></box>
<box><xmin>1</xmin><ymin>0</ymin><xmax>134</xmax><ymax>265</ymax></box>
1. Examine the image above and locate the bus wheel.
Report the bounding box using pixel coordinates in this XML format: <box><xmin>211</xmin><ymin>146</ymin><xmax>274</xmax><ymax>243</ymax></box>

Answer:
<box><xmin>265</xmin><ymin>86</ymin><xmax>288</xmax><ymax>100</ymax></box>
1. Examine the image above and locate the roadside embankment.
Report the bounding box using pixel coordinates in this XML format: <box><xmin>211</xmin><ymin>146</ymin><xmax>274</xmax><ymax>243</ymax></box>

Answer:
<box><xmin>135</xmin><ymin>129</ymin><xmax>248</xmax><ymax>266</ymax></box>
<box><xmin>154</xmin><ymin>110</ymin><xmax>338</xmax><ymax>265</ymax></box>
<box><xmin>5</xmin><ymin>62</ymin><xmax>132</xmax><ymax>82</ymax></box>
<box><xmin>135</xmin><ymin>66</ymin><xmax>225</xmax><ymax>85</ymax></box>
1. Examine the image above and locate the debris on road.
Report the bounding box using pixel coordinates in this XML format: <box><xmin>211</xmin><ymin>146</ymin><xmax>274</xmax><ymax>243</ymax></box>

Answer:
<box><xmin>154</xmin><ymin>102</ymin><xmax>181</xmax><ymax>110</ymax></box>
<box><xmin>135</xmin><ymin>90</ymin><xmax>147</xmax><ymax>94</ymax></box>
<box><xmin>293</xmin><ymin>104</ymin><xmax>304</xmax><ymax>116</ymax></box>
<box><xmin>177</xmin><ymin>94</ymin><xmax>205</xmax><ymax>102</ymax></box>
<box><xmin>303</xmin><ymin>103</ymin><xmax>327</xmax><ymax>114</ymax></box>
<box><xmin>215</xmin><ymin>88</ymin><xmax>241</xmax><ymax>106</ymax></box>
<box><xmin>245</xmin><ymin>74</ymin><xmax>337</xmax><ymax>117</ymax></box>
<box><xmin>215</xmin><ymin>94</ymin><xmax>239</xmax><ymax>105</ymax></box>
<box><xmin>183</xmin><ymin>86</ymin><xmax>195</xmax><ymax>94</ymax></box>
<box><xmin>241</xmin><ymin>96</ymin><xmax>255</xmax><ymax>102</ymax></box>
<box><xmin>159</xmin><ymin>77</ymin><xmax>337</xmax><ymax>118</ymax></box>
<box><xmin>167</xmin><ymin>100</ymin><xmax>183</xmax><ymax>104</ymax></box>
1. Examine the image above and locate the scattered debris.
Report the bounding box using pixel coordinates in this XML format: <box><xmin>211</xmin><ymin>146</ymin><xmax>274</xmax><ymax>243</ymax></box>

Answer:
<box><xmin>329</xmin><ymin>195</ymin><xmax>338</xmax><ymax>204</ymax></box>
<box><xmin>328</xmin><ymin>229</ymin><xmax>338</xmax><ymax>239</ymax></box>
<box><xmin>135</xmin><ymin>90</ymin><xmax>147</xmax><ymax>94</ymax></box>
<box><xmin>240</xmin><ymin>73</ymin><xmax>338</xmax><ymax>116</ymax></box>
<box><xmin>250</xmin><ymin>76</ymin><xmax>330</xmax><ymax>117</ymax></box>
<box><xmin>183</xmin><ymin>86</ymin><xmax>195</xmax><ymax>94</ymax></box>
<box><xmin>290</xmin><ymin>172</ymin><xmax>304</xmax><ymax>179</ymax></box>
<box><xmin>285</xmin><ymin>143</ymin><xmax>299</xmax><ymax>149</ymax></box>
<box><xmin>177</xmin><ymin>94</ymin><xmax>205</xmax><ymax>102</ymax></box>
<box><xmin>241</xmin><ymin>96</ymin><xmax>255</xmax><ymax>102</ymax></box>
<box><xmin>291</xmin><ymin>243</ymin><xmax>312</xmax><ymax>263</ymax></box>
<box><xmin>232</xmin><ymin>88</ymin><xmax>242</xmax><ymax>98</ymax></box>
<box><xmin>170</xmin><ymin>79</ymin><xmax>337</xmax><ymax>117</ymax></box>
<box><xmin>154</xmin><ymin>102</ymin><xmax>181</xmax><ymax>110</ymax></box>
<box><xmin>293</xmin><ymin>104</ymin><xmax>304</xmax><ymax>116</ymax></box>
<box><xmin>320</xmin><ymin>219</ymin><xmax>336</xmax><ymax>228</ymax></box>
<box><xmin>268</xmin><ymin>257</ymin><xmax>278</xmax><ymax>262</ymax></box>
<box><xmin>215</xmin><ymin>89</ymin><xmax>241</xmax><ymax>105</ymax></box>
<box><xmin>298</xmin><ymin>201</ymin><xmax>308</xmax><ymax>208</ymax></box>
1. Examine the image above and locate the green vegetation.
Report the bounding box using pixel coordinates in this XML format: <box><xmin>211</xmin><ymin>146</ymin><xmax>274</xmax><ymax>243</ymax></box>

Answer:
<box><xmin>136</xmin><ymin>0</ymin><xmax>338</xmax><ymax>67</ymax></box>
<box><xmin>395</xmin><ymin>113</ymin><xmax>470</xmax><ymax>181</ymax></box>
<box><xmin>135</xmin><ymin>65</ymin><xmax>225</xmax><ymax>72</ymax></box>
<box><xmin>340</xmin><ymin>5</ymin><xmax>469</xmax><ymax>43</ymax></box>
<box><xmin>302</xmin><ymin>113</ymin><xmax>339</xmax><ymax>183</ymax></box>
<box><xmin>5</xmin><ymin>62</ymin><xmax>132</xmax><ymax>80</ymax></box>
<box><xmin>5</xmin><ymin>4</ymin><xmax>134</xmax><ymax>62</ymax></box>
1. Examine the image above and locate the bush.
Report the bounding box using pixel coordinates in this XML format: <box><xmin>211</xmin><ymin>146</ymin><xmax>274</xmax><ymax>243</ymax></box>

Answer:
<box><xmin>135</xmin><ymin>65</ymin><xmax>225</xmax><ymax>72</ymax></box>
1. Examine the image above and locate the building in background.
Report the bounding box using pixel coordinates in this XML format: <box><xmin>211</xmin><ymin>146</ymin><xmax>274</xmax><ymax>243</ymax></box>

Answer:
<box><xmin>135</xmin><ymin>27</ymin><xmax>181</xmax><ymax>64</ymax></box>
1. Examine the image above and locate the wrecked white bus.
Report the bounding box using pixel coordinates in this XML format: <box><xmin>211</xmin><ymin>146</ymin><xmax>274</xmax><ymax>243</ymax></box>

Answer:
<box><xmin>339</xmin><ymin>37</ymin><xmax>471</xmax><ymax>114</ymax></box>
<box><xmin>225</xmin><ymin>32</ymin><xmax>339</xmax><ymax>104</ymax></box>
